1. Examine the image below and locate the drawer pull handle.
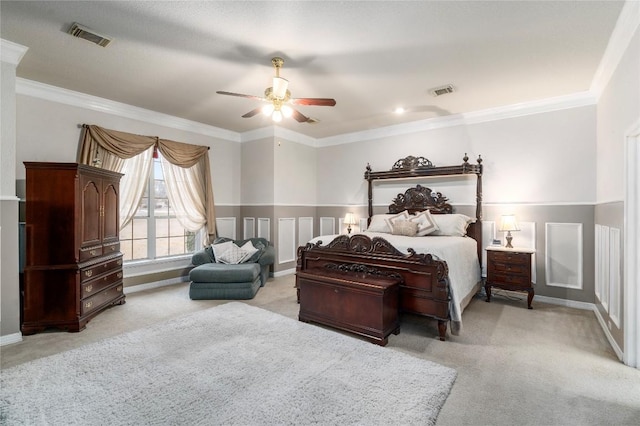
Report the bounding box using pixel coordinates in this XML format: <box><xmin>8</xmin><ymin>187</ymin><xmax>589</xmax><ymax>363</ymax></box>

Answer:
<box><xmin>85</xmin><ymin>270</ymin><xmax>93</xmax><ymax>278</ymax></box>
<box><xmin>85</xmin><ymin>301</ymin><xmax>93</xmax><ymax>309</ymax></box>
<box><xmin>85</xmin><ymin>284</ymin><xmax>93</xmax><ymax>293</ymax></box>
<box><xmin>334</xmin><ymin>289</ymin><xmax>339</xmax><ymax>293</ymax></box>
<box><xmin>117</xmin><ymin>272</ymin><xmax>123</xmax><ymax>279</ymax></box>
<box><xmin>90</xmin><ymin>250</ymin><xmax>97</xmax><ymax>256</ymax></box>
<box><xmin>117</xmin><ymin>260</ymin><xmax>123</xmax><ymax>265</ymax></box>
<box><xmin>110</xmin><ymin>246</ymin><xmax>115</xmax><ymax>251</ymax></box>
<box><xmin>116</xmin><ymin>285</ymin><xmax>123</xmax><ymax>292</ymax></box>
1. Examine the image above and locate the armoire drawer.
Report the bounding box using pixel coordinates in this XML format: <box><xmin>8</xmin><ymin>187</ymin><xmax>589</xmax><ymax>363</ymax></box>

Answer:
<box><xmin>81</xmin><ymin>283</ymin><xmax>124</xmax><ymax>316</ymax></box>
<box><xmin>81</xmin><ymin>268</ymin><xmax>123</xmax><ymax>299</ymax></box>
<box><xmin>80</xmin><ymin>256</ymin><xmax>123</xmax><ymax>283</ymax></box>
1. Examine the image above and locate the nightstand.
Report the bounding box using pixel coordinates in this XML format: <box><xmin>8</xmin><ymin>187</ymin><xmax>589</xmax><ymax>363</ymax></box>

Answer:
<box><xmin>485</xmin><ymin>246</ymin><xmax>536</xmax><ymax>309</ymax></box>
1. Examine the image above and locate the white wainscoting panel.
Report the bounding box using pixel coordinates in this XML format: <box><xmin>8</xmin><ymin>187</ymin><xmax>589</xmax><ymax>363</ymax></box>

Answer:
<box><xmin>298</xmin><ymin>217</ymin><xmax>314</xmax><ymax>246</ymax></box>
<box><xmin>545</xmin><ymin>223</ymin><xmax>583</xmax><ymax>289</ymax></box>
<box><xmin>215</xmin><ymin>217</ymin><xmax>236</xmax><ymax>240</ymax></box>
<box><xmin>243</xmin><ymin>217</ymin><xmax>255</xmax><ymax>240</ymax></box>
<box><xmin>481</xmin><ymin>221</ymin><xmax>496</xmax><ymax>277</ymax></box>
<box><xmin>595</xmin><ymin>224</ymin><xmax>606</xmax><ymax>303</ymax></box>
<box><xmin>359</xmin><ymin>218</ymin><xmax>368</xmax><ymax>233</ymax></box>
<box><xmin>609</xmin><ymin>227</ymin><xmax>621</xmax><ymax>327</ymax></box>
<box><xmin>518</xmin><ymin>222</ymin><xmax>537</xmax><ymax>283</ymax></box>
<box><xmin>320</xmin><ymin>217</ymin><xmax>335</xmax><ymax>236</ymax></box>
<box><xmin>257</xmin><ymin>218</ymin><xmax>271</xmax><ymax>240</ymax></box>
<box><xmin>278</xmin><ymin>218</ymin><xmax>296</xmax><ymax>264</ymax></box>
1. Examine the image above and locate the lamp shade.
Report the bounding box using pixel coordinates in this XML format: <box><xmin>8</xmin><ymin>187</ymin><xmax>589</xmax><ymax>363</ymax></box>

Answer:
<box><xmin>344</xmin><ymin>212</ymin><xmax>356</xmax><ymax>225</ymax></box>
<box><xmin>272</xmin><ymin>77</ymin><xmax>289</xmax><ymax>99</ymax></box>
<box><xmin>499</xmin><ymin>215</ymin><xmax>520</xmax><ymax>232</ymax></box>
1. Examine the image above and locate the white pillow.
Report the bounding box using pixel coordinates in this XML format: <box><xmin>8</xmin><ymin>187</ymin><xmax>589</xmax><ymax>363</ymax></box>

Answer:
<box><xmin>212</xmin><ymin>241</ymin><xmax>235</xmax><ymax>262</ymax></box>
<box><xmin>383</xmin><ymin>210</ymin><xmax>410</xmax><ymax>232</ymax></box>
<box><xmin>391</xmin><ymin>220</ymin><xmax>419</xmax><ymax>237</ymax></box>
<box><xmin>217</xmin><ymin>244</ymin><xmax>250</xmax><ymax>264</ymax></box>
<box><xmin>409</xmin><ymin>210</ymin><xmax>439</xmax><ymax>236</ymax></box>
<box><xmin>239</xmin><ymin>241</ymin><xmax>260</xmax><ymax>263</ymax></box>
<box><xmin>366</xmin><ymin>214</ymin><xmax>395</xmax><ymax>233</ymax></box>
<box><xmin>431</xmin><ymin>214</ymin><xmax>475</xmax><ymax>237</ymax></box>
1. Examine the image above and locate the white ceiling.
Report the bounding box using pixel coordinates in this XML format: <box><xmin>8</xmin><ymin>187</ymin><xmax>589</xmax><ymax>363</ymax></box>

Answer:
<box><xmin>0</xmin><ymin>1</ymin><xmax>626</xmax><ymax>139</ymax></box>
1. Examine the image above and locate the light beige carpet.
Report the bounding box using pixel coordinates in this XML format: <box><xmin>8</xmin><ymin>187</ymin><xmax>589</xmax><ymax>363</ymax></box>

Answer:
<box><xmin>2</xmin><ymin>275</ymin><xmax>640</xmax><ymax>425</ymax></box>
<box><xmin>1</xmin><ymin>302</ymin><xmax>455</xmax><ymax>425</ymax></box>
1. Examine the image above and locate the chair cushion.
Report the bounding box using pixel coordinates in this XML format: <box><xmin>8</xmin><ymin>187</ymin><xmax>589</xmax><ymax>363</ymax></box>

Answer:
<box><xmin>189</xmin><ymin>262</ymin><xmax>260</xmax><ymax>283</ymax></box>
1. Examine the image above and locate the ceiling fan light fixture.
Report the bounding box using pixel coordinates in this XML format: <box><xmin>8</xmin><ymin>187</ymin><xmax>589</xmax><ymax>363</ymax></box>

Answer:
<box><xmin>281</xmin><ymin>105</ymin><xmax>293</xmax><ymax>118</ymax></box>
<box><xmin>272</xmin><ymin>110</ymin><xmax>283</xmax><ymax>122</ymax></box>
<box><xmin>262</xmin><ymin>104</ymin><xmax>274</xmax><ymax>116</ymax></box>
<box><xmin>272</xmin><ymin>77</ymin><xmax>289</xmax><ymax>99</ymax></box>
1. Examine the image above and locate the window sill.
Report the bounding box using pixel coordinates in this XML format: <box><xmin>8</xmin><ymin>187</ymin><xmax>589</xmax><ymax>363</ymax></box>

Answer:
<box><xmin>123</xmin><ymin>255</ymin><xmax>193</xmax><ymax>278</ymax></box>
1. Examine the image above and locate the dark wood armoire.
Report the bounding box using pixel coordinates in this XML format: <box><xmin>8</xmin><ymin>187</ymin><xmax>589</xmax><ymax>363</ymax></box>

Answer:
<box><xmin>22</xmin><ymin>162</ymin><xmax>125</xmax><ymax>335</ymax></box>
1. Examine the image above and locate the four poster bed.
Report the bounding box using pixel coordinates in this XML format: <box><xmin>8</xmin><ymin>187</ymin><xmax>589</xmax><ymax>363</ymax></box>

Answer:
<box><xmin>295</xmin><ymin>154</ymin><xmax>484</xmax><ymax>341</ymax></box>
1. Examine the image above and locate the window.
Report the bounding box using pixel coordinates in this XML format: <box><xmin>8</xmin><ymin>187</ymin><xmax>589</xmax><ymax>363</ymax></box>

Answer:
<box><xmin>120</xmin><ymin>154</ymin><xmax>200</xmax><ymax>261</ymax></box>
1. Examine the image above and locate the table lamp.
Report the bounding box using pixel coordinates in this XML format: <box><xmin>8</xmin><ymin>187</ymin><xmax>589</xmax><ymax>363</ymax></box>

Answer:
<box><xmin>499</xmin><ymin>214</ymin><xmax>520</xmax><ymax>248</ymax></box>
<box><xmin>344</xmin><ymin>212</ymin><xmax>356</xmax><ymax>234</ymax></box>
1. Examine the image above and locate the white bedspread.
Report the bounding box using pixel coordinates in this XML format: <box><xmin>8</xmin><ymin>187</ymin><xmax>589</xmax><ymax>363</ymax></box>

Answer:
<box><xmin>308</xmin><ymin>232</ymin><xmax>481</xmax><ymax>335</ymax></box>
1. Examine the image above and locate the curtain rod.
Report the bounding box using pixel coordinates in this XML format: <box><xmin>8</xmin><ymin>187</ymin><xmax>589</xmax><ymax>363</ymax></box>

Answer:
<box><xmin>79</xmin><ymin>123</ymin><xmax>210</xmax><ymax>149</ymax></box>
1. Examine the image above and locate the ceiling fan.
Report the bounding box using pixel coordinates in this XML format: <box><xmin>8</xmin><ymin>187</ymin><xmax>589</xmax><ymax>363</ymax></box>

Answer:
<box><xmin>216</xmin><ymin>57</ymin><xmax>336</xmax><ymax>123</ymax></box>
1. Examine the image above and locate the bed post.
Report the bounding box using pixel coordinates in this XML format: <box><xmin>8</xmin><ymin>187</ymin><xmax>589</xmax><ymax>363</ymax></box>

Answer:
<box><xmin>366</xmin><ymin>163</ymin><xmax>373</xmax><ymax>226</ymax></box>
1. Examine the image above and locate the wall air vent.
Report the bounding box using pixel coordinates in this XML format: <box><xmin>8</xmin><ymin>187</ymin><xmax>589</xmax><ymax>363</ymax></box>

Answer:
<box><xmin>429</xmin><ymin>85</ymin><xmax>455</xmax><ymax>97</ymax></box>
<box><xmin>67</xmin><ymin>23</ymin><xmax>112</xmax><ymax>47</ymax></box>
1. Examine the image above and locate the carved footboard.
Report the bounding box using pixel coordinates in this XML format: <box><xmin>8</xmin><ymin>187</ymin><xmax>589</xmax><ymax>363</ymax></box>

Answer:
<box><xmin>295</xmin><ymin>234</ymin><xmax>451</xmax><ymax>341</ymax></box>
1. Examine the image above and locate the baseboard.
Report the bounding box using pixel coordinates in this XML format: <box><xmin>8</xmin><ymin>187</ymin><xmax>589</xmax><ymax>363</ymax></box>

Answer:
<box><xmin>0</xmin><ymin>332</ymin><xmax>23</xmax><ymax>347</ymax></box>
<box><xmin>124</xmin><ymin>276</ymin><xmax>189</xmax><ymax>294</ymax></box>
<box><xmin>534</xmin><ymin>295</ymin><xmax>595</xmax><ymax>311</ymax></box>
<box><xmin>535</xmin><ymin>295</ymin><xmax>624</xmax><ymax>361</ymax></box>
<box><xmin>273</xmin><ymin>268</ymin><xmax>296</xmax><ymax>278</ymax></box>
<box><xmin>592</xmin><ymin>308</ymin><xmax>624</xmax><ymax>362</ymax></box>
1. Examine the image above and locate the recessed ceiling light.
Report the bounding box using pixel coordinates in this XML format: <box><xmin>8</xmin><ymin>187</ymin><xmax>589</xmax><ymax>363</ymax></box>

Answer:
<box><xmin>394</xmin><ymin>107</ymin><xmax>405</xmax><ymax>114</ymax></box>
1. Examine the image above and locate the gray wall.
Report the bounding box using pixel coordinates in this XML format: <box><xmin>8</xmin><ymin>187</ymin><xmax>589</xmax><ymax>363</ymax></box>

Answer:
<box><xmin>593</xmin><ymin>25</ymin><xmax>639</xmax><ymax>352</ymax></box>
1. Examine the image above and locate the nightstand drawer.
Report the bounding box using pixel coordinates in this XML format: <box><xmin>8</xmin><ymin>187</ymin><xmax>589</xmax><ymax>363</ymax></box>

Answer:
<box><xmin>488</xmin><ymin>273</ymin><xmax>531</xmax><ymax>287</ymax></box>
<box><xmin>489</xmin><ymin>261</ymin><xmax>529</xmax><ymax>276</ymax></box>
<box><xmin>488</xmin><ymin>251</ymin><xmax>529</xmax><ymax>265</ymax></box>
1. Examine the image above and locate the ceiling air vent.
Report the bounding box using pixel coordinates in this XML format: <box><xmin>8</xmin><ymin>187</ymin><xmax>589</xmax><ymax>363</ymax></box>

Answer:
<box><xmin>429</xmin><ymin>85</ymin><xmax>455</xmax><ymax>97</ymax></box>
<box><xmin>67</xmin><ymin>23</ymin><xmax>112</xmax><ymax>47</ymax></box>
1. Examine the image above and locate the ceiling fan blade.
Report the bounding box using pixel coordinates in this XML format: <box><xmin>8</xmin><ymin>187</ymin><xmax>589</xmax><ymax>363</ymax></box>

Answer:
<box><xmin>216</xmin><ymin>91</ymin><xmax>264</xmax><ymax>101</ymax></box>
<box><xmin>242</xmin><ymin>107</ymin><xmax>263</xmax><ymax>118</ymax></box>
<box><xmin>290</xmin><ymin>98</ymin><xmax>336</xmax><ymax>107</ymax></box>
<box><xmin>291</xmin><ymin>108</ymin><xmax>312</xmax><ymax>123</ymax></box>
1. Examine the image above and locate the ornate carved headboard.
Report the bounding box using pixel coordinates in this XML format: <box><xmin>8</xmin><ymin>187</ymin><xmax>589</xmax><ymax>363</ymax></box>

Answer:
<box><xmin>364</xmin><ymin>154</ymin><xmax>484</xmax><ymax>262</ymax></box>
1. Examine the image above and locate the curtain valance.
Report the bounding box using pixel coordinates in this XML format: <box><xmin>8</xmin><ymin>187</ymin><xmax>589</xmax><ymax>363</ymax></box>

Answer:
<box><xmin>77</xmin><ymin>124</ymin><xmax>216</xmax><ymax>244</ymax></box>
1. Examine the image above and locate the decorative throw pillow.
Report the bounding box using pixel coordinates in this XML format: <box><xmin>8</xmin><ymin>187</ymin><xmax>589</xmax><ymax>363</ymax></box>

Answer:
<box><xmin>431</xmin><ymin>214</ymin><xmax>475</xmax><ymax>237</ymax></box>
<box><xmin>391</xmin><ymin>220</ymin><xmax>419</xmax><ymax>237</ymax></box>
<box><xmin>211</xmin><ymin>241</ymin><xmax>235</xmax><ymax>263</ymax></box>
<box><xmin>383</xmin><ymin>210</ymin><xmax>410</xmax><ymax>233</ymax></box>
<box><xmin>239</xmin><ymin>240</ymin><xmax>260</xmax><ymax>263</ymax></box>
<box><xmin>217</xmin><ymin>244</ymin><xmax>250</xmax><ymax>265</ymax></box>
<box><xmin>409</xmin><ymin>210</ymin><xmax>439</xmax><ymax>236</ymax></box>
<box><xmin>366</xmin><ymin>214</ymin><xmax>396</xmax><ymax>233</ymax></box>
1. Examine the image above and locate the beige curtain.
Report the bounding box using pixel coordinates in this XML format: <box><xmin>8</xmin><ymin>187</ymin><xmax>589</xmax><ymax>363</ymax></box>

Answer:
<box><xmin>77</xmin><ymin>125</ymin><xmax>217</xmax><ymax>244</ymax></box>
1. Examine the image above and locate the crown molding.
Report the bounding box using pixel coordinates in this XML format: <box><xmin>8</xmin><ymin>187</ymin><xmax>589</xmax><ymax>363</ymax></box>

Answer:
<box><xmin>0</xmin><ymin>39</ymin><xmax>28</xmax><ymax>65</ymax></box>
<box><xmin>16</xmin><ymin>78</ymin><xmax>241</xmax><ymax>142</ymax></box>
<box><xmin>590</xmin><ymin>0</ymin><xmax>640</xmax><ymax>99</ymax></box>
<box><xmin>17</xmin><ymin>78</ymin><xmax>597</xmax><ymax>149</ymax></box>
<box><xmin>318</xmin><ymin>91</ymin><xmax>596</xmax><ymax>146</ymax></box>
